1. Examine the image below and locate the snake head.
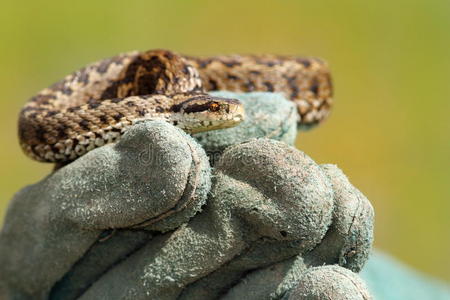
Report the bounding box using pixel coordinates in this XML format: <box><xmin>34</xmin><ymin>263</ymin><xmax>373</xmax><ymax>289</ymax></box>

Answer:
<box><xmin>171</xmin><ymin>94</ymin><xmax>245</xmax><ymax>133</ymax></box>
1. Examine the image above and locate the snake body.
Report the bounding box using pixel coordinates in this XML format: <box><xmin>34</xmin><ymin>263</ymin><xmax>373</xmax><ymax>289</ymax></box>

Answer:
<box><xmin>19</xmin><ymin>49</ymin><xmax>333</xmax><ymax>163</ymax></box>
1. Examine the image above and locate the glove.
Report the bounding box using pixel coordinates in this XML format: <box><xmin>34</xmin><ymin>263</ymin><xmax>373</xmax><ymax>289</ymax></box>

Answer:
<box><xmin>0</xmin><ymin>92</ymin><xmax>374</xmax><ymax>300</ymax></box>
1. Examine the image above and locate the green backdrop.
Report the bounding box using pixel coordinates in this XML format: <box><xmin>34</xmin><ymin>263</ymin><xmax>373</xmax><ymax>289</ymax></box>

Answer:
<box><xmin>0</xmin><ymin>0</ymin><xmax>448</xmax><ymax>282</ymax></box>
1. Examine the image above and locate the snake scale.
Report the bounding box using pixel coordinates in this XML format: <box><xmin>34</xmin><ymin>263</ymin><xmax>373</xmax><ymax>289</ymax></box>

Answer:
<box><xmin>19</xmin><ymin>49</ymin><xmax>333</xmax><ymax>163</ymax></box>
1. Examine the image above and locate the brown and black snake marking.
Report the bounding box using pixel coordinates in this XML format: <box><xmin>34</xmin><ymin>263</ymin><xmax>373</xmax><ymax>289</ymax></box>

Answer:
<box><xmin>186</xmin><ymin>54</ymin><xmax>333</xmax><ymax>125</ymax></box>
<box><xmin>19</xmin><ymin>49</ymin><xmax>332</xmax><ymax>163</ymax></box>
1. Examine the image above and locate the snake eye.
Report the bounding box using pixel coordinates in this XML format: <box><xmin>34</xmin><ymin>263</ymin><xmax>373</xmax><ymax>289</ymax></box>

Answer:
<box><xmin>209</xmin><ymin>102</ymin><xmax>220</xmax><ymax>112</ymax></box>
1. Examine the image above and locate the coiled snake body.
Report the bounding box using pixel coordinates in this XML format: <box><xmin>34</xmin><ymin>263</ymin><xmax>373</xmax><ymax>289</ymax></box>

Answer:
<box><xmin>19</xmin><ymin>49</ymin><xmax>333</xmax><ymax>162</ymax></box>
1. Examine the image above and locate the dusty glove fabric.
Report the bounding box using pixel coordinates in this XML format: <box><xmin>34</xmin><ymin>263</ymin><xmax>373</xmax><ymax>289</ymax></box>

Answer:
<box><xmin>0</xmin><ymin>92</ymin><xmax>375</xmax><ymax>300</ymax></box>
<box><xmin>0</xmin><ymin>120</ymin><xmax>212</xmax><ymax>299</ymax></box>
<box><xmin>193</xmin><ymin>91</ymin><xmax>298</xmax><ymax>159</ymax></box>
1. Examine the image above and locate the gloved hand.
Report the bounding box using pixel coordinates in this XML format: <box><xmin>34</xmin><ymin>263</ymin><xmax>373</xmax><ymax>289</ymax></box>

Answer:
<box><xmin>0</xmin><ymin>92</ymin><xmax>374</xmax><ymax>300</ymax></box>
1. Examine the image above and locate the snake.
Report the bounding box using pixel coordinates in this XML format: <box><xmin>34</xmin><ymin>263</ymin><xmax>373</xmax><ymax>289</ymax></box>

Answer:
<box><xmin>18</xmin><ymin>49</ymin><xmax>333</xmax><ymax>163</ymax></box>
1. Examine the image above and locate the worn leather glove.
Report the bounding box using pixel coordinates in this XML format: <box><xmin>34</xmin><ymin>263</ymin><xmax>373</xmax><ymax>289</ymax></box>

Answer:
<box><xmin>0</xmin><ymin>92</ymin><xmax>374</xmax><ymax>300</ymax></box>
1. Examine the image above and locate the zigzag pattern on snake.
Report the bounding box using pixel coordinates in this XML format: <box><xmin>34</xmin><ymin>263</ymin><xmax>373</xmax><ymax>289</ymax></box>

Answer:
<box><xmin>18</xmin><ymin>49</ymin><xmax>333</xmax><ymax>163</ymax></box>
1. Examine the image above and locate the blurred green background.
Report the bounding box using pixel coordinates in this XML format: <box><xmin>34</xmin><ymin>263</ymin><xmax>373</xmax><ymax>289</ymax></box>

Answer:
<box><xmin>0</xmin><ymin>0</ymin><xmax>448</xmax><ymax>281</ymax></box>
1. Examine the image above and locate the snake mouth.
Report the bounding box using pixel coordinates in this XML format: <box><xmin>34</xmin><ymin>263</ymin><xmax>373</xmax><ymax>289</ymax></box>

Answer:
<box><xmin>229</xmin><ymin>102</ymin><xmax>245</xmax><ymax>123</ymax></box>
<box><xmin>176</xmin><ymin>104</ymin><xmax>245</xmax><ymax>134</ymax></box>
<box><xmin>171</xmin><ymin>95</ymin><xmax>245</xmax><ymax>133</ymax></box>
